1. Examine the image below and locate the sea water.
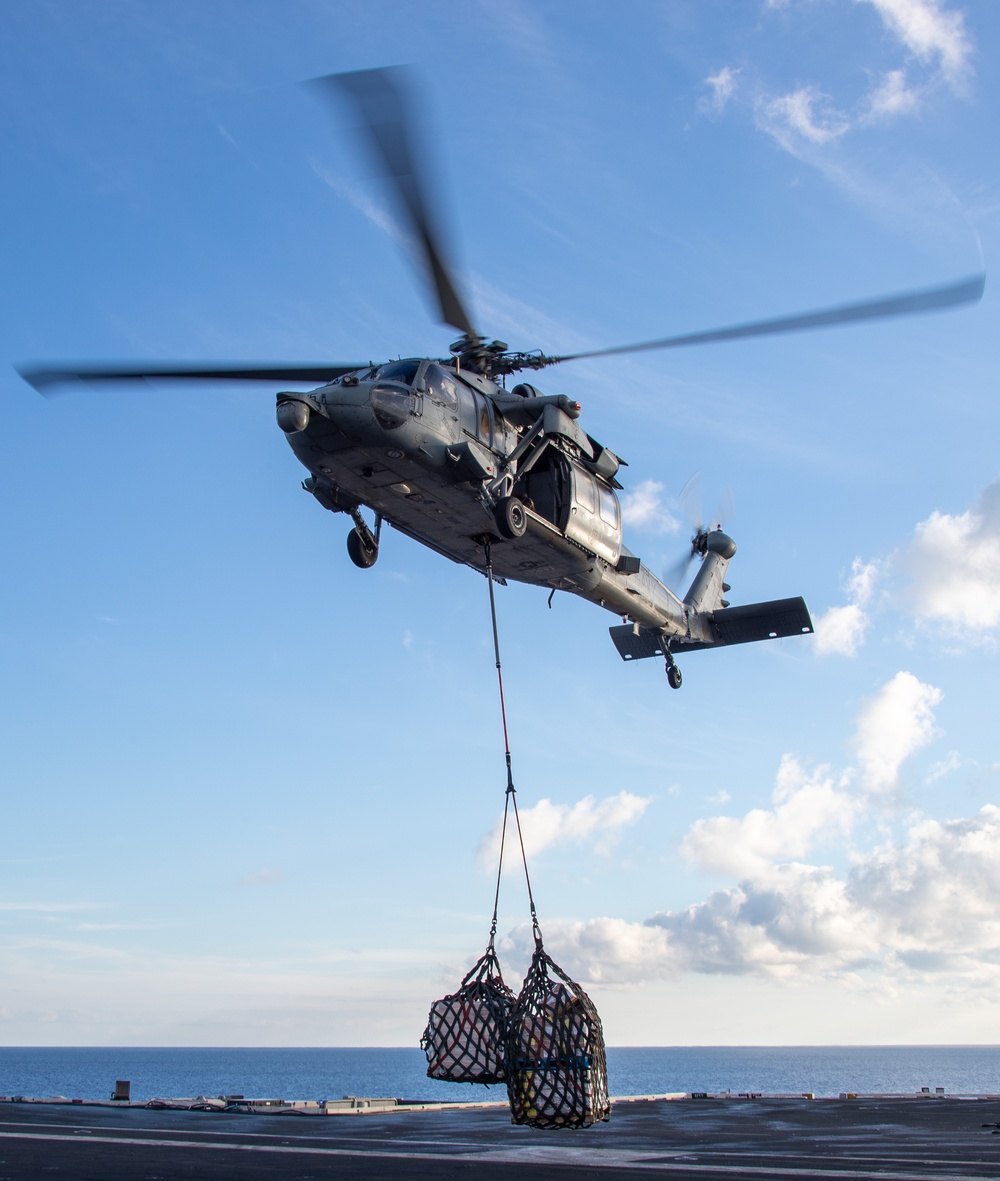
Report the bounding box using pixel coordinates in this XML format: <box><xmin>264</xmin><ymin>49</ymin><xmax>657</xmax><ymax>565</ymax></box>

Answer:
<box><xmin>2</xmin><ymin>1046</ymin><xmax>999</xmax><ymax>1103</ymax></box>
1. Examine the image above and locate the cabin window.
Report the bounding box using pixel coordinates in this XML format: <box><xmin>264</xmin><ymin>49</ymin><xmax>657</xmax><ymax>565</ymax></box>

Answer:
<box><xmin>575</xmin><ymin>469</ymin><xmax>597</xmax><ymax>514</ymax></box>
<box><xmin>458</xmin><ymin>386</ymin><xmax>494</xmax><ymax>447</ymax></box>
<box><xmin>598</xmin><ymin>485</ymin><xmax>620</xmax><ymax>528</ymax></box>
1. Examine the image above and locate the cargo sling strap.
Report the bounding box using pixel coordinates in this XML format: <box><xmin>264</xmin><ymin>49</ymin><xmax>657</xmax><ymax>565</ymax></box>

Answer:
<box><xmin>483</xmin><ymin>537</ymin><xmax>542</xmax><ymax>955</ymax></box>
<box><xmin>421</xmin><ymin>541</ymin><xmax>610</xmax><ymax>1127</ymax></box>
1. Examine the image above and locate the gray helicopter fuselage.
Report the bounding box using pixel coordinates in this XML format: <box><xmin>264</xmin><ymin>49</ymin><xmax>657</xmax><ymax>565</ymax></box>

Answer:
<box><xmin>277</xmin><ymin>356</ymin><xmax>704</xmax><ymax>636</ymax></box>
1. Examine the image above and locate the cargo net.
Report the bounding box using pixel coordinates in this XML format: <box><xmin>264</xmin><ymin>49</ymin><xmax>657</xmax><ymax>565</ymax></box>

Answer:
<box><xmin>421</xmin><ymin>947</ymin><xmax>515</xmax><ymax>1085</ymax></box>
<box><xmin>506</xmin><ymin>944</ymin><xmax>610</xmax><ymax>1129</ymax></box>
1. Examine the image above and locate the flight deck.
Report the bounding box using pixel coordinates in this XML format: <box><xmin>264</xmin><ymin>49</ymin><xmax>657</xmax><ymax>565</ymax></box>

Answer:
<box><xmin>3</xmin><ymin>1094</ymin><xmax>1000</xmax><ymax>1180</ymax></box>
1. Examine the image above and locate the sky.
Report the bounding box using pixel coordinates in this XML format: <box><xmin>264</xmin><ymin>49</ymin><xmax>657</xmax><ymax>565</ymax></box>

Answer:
<box><xmin>1</xmin><ymin>0</ymin><xmax>999</xmax><ymax>1049</ymax></box>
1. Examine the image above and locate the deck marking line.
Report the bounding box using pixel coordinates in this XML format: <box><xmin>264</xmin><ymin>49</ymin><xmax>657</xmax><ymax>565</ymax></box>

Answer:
<box><xmin>0</xmin><ymin>1117</ymin><xmax>483</xmax><ymax>1149</ymax></box>
<box><xmin>0</xmin><ymin>1130</ymin><xmax>996</xmax><ymax>1178</ymax></box>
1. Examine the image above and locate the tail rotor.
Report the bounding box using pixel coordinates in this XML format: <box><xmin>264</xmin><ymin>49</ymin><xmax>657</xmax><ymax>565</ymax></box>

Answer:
<box><xmin>663</xmin><ymin>474</ymin><xmax>734</xmax><ymax>592</ymax></box>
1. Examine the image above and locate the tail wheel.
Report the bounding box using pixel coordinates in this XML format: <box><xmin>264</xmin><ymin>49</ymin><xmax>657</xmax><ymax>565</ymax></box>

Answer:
<box><xmin>495</xmin><ymin>496</ymin><xmax>527</xmax><ymax>539</ymax></box>
<box><xmin>347</xmin><ymin>527</ymin><xmax>378</xmax><ymax>568</ymax></box>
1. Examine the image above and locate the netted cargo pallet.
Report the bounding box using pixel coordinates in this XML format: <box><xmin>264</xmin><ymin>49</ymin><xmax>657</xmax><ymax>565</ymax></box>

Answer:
<box><xmin>421</xmin><ymin>947</ymin><xmax>515</xmax><ymax>1084</ymax></box>
<box><xmin>506</xmin><ymin>945</ymin><xmax>611</xmax><ymax>1129</ymax></box>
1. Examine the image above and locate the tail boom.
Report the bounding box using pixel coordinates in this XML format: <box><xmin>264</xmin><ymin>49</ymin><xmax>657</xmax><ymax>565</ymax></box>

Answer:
<box><xmin>609</xmin><ymin>596</ymin><xmax>814</xmax><ymax>661</ymax></box>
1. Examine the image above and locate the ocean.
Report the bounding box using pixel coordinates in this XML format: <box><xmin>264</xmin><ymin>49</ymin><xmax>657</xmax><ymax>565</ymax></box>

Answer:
<box><xmin>2</xmin><ymin>1046</ymin><xmax>999</xmax><ymax>1103</ymax></box>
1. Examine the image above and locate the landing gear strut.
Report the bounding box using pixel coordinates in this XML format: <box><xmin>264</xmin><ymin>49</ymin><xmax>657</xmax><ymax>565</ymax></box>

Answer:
<box><xmin>347</xmin><ymin>509</ymin><xmax>381</xmax><ymax>569</ymax></box>
<box><xmin>664</xmin><ymin>646</ymin><xmax>682</xmax><ymax>690</ymax></box>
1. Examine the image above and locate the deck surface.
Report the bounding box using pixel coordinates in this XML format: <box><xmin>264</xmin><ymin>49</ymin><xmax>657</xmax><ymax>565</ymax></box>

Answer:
<box><xmin>3</xmin><ymin>1096</ymin><xmax>1000</xmax><ymax>1179</ymax></box>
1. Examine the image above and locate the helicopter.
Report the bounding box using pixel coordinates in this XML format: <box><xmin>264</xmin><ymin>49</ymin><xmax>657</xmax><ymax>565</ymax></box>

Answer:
<box><xmin>18</xmin><ymin>67</ymin><xmax>984</xmax><ymax>690</ymax></box>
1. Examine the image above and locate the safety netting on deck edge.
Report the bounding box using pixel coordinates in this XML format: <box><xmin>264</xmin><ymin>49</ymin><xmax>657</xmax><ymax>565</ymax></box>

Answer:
<box><xmin>421</xmin><ymin>946</ymin><xmax>515</xmax><ymax>1084</ymax></box>
<box><xmin>506</xmin><ymin>943</ymin><xmax>610</xmax><ymax>1129</ymax></box>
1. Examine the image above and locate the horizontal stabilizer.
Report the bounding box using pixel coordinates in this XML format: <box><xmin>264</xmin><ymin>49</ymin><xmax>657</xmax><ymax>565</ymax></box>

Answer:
<box><xmin>609</xmin><ymin>597</ymin><xmax>813</xmax><ymax>661</ymax></box>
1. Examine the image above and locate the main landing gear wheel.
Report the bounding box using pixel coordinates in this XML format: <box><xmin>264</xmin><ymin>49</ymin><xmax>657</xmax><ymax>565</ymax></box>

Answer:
<box><xmin>666</xmin><ymin>663</ymin><xmax>682</xmax><ymax>690</ymax></box>
<box><xmin>347</xmin><ymin>527</ymin><xmax>378</xmax><ymax>568</ymax></box>
<box><xmin>495</xmin><ymin>496</ymin><xmax>527</xmax><ymax>539</ymax></box>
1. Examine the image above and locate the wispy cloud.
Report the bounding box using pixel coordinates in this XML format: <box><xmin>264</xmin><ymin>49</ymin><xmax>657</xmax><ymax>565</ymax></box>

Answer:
<box><xmin>730</xmin><ymin>0</ymin><xmax>977</xmax><ymax>217</ymax></box>
<box><xmin>700</xmin><ymin>66</ymin><xmax>741</xmax><ymax>115</ymax></box>
<box><xmin>862</xmin><ymin>0</ymin><xmax>974</xmax><ymax>92</ymax></box>
<box><xmin>757</xmin><ymin>86</ymin><xmax>851</xmax><ymax>151</ymax></box>
<box><xmin>863</xmin><ymin>68</ymin><xmax>922</xmax><ymax>120</ymax></box>
<box><xmin>480</xmin><ymin>791</ymin><xmax>650</xmax><ymax>869</ymax></box>
<box><xmin>310</xmin><ymin>158</ymin><xmax>409</xmax><ymax>248</ymax></box>
<box><xmin>619</xmin><ymin>479</ymin><xmax>682</xmax><ymax>533</ymax></box>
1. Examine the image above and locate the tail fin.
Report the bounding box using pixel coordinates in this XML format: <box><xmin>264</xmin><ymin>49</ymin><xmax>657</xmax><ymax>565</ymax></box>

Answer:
<box><xmin>683</xmin><ymin>530</ymin><xmax>736</xmax><ymax>613</ymax></box>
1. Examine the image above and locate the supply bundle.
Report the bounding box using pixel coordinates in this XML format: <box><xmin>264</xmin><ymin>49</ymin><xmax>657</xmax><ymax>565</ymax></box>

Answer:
<box><xmin>419</xmin><ymin>541</ymin><xmax>610</xmax><ymax>1129</ymax></box>
<box><xmin>506</xmin><ymin>944</ymin><xmax>610</xmax><ymax>1128</ymax></box>
<box><xmin>421</xmin><ymin>946</ymin><xmax>514</xmax><ymax>1084</ymax></box>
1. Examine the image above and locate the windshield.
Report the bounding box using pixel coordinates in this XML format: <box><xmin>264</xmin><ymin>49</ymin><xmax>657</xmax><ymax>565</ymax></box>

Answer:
<box><xmin>375</xmin><ymin>360</ymin><xmax>420</xmax><ymax>386</ymax></box>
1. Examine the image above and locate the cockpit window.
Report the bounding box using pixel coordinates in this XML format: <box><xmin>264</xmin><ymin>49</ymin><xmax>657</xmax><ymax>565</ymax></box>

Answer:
<box><xmin>375</xmin><ymin>360</ymin><xmax>420</xmax><ymax>385</ymax></box>
<box><xmin>423</xmin><ymin>363</ymin><xmax>459</xmax><ymax>406</ymax></box>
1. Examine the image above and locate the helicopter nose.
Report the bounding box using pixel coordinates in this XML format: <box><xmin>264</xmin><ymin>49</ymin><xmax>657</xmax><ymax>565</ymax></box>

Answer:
<box><xmin>276</xmin><ymin>399</ymin><xmax>310</xmax><ymax>433</ymax></box>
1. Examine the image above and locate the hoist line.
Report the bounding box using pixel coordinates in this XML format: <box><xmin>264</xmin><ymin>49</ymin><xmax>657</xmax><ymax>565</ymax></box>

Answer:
<box><xmin>487</xmin><ymin>789</ymin><xmax>510</xmax><ymax>952</ymax></box>
<box><xmin>483</xmin><ymin>539</ymin><xmax>543</xmax><ymax>950</ymax></box>
<box><xmin>484</xmin><ymin>542</ymin><xmax>513</xmax><ymax>775</ymax></box>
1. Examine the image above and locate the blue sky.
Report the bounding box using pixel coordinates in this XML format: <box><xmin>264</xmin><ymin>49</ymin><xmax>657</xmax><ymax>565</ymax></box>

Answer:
<box><xmin>2</xmin><ymin>0</ymin><xmax>998</xmax><ymax>1048</ymax></box>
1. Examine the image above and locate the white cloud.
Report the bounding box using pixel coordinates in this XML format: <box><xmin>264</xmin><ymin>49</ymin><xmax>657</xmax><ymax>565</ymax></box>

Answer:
<box><xmin>852</xmin><ymin>806</ymin><xmax>1000</xmax><ymax>957</ymax></box>
<box><xmin>619</xmin><ymin>479</ymin><xmax>682</xmax><ymax>532</ymax></box>
<box><xmin>812</xmin><ymin>481</ymin><xmax>1000</xmax><ymax>652</ymax></box>
<box><xmin>682</xmin><ymin>755</ymin><xmax>856</xmax><ymax>878</ymax></box>
<box><xmin>864</xmin><ymin>68</ymin><xmax>921</xmax><ymax>119</ymax></box>
<box><xmin>814</xmin><ymin>558</ymin><xmax>880</xmax><ymax>656</ymax></box>
<box><xmin>861</xmin><ymin>0</ymin><xmax>973</xmax><ymax>91</ymax></box>
<box><xmin>757</xmin><ymin>86</ymin><xmax>851</xmax><ymax>151</ymax></box>
<box><xmin>853</xmin><ymin>671</ymin><xmax>942</xmax><ymax>793</ymax></box>
<box><xmin>925</xmin><ymin>750</ymin><xmax>962</xmax><ymax>783</ymax></box>
<box><xmin>750</xmin><ymin>0</ymin><xmax>974</xmax><ymax>172</ymax></box>
<box><xmin>654</xmin><ymin>863</ymin><xmax>879</xmax><ymax>976</ymax></box>
<box><xmin>479</xmin><ymin>791</ymin><xmax>650</xmax><ymax>868</ymax></box>
<box><xmin>815</xmin><ymin>604</ymin><xmax>867</xmax><ymax>655</ymax></box>
<box><xmin>515</xmin><ymin>805</ymin><xmax>1000</xmax><ymax>987</ymax></box>
<box><xmin>701</xmin><ymin>66</ymin><xmax>740</xmax><ymax>115</ymax></box>
<box><xmin>501</xmin><ymin>916</ymin><xmax>675</xmax><ymax>984</ymax></box>
<box><xmin>507</xmin><ymin>862</ymin><xmax>878</xmax><ymax>984</ymax></box>
<box><xmin>492</xmin><ymin>664</ymin><xmax>993</xmax><ymax>991</ymax></box>
<box><xmin>897</xmin><ymin>478</ymin><xmax>1000</xmax><ymax>637</ymax></box>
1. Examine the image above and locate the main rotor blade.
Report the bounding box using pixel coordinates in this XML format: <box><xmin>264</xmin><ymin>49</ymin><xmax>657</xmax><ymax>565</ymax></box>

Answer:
<box><xmin>17</xmin><ymin>363</ymin><xmax>365</xmax><ymax>394</ymax></box>
<box><xmin>546</xmin><ymin>274</ymin><xmax>985</xmax><ymax>367</ymax></box>
<box><xmin>315</xmin><ymin>67</ymin><xmax>477</xmax><ymax>339</ymax></box>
